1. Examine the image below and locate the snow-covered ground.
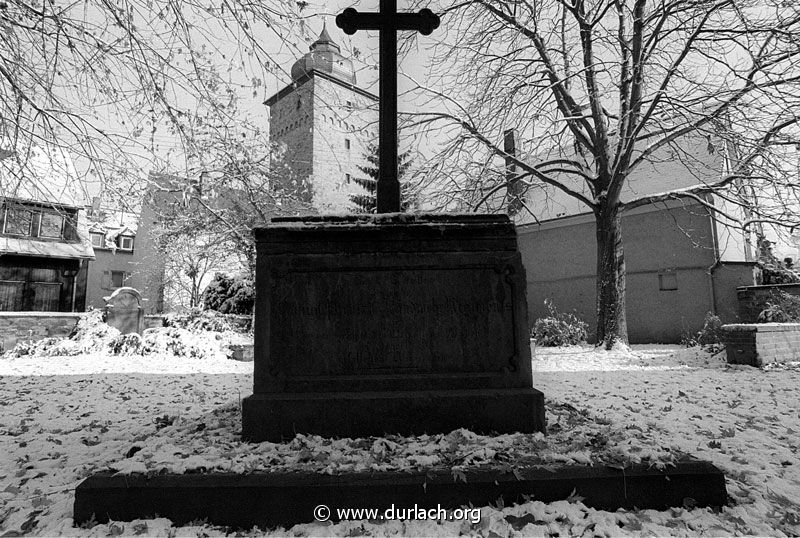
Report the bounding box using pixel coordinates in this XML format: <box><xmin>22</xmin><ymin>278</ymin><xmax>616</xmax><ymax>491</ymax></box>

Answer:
<box><xmin>1</xmin><ymin>343</ymin><xmax>799</xmax><ymax>536</ymax></box>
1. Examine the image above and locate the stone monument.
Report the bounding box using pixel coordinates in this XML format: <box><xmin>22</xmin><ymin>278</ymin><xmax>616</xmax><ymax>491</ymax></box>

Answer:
<box><xmin>241</xmin><ymin>1</ymin><xmax>545</xmax><ymax>441</ymax></box>
<box><xmin>242</xmin><ymin>213</ymin><xmax>545</xmax><ymax>440</ymax></box>
<box><xmin>103</xmin><ymin>287</ymin><xmax>144</xmax><ymax>335</ymax></box>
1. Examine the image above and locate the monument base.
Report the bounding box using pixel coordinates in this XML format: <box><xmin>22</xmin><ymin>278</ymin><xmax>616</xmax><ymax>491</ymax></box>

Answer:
<box><xmin>246</xmin><ymin>213</ymin><xmax>544</xmax><ymax>442</ymax></box>
<box><xmin>242</xmin><ymin>387</ymin><xmax>545</xmax><ymax>442</ymax></box>
<box><xmin>73</xmin><ymin>461</ymin><xmax>728</xmax><ymax>529</ymax></box>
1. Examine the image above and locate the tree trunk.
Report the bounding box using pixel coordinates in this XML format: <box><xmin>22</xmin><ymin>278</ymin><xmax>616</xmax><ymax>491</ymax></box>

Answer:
<box><xmin>595</xmin><ymin>205</ymin><xmax>628</xmax><ymax>349</ymax></box>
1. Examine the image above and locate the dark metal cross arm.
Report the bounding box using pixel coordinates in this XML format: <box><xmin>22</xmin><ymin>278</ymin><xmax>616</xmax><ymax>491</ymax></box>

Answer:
<box><xmin>336</xmin><ymin>8</ymin><xmax>440</xmax><ymax>35</ymax></box>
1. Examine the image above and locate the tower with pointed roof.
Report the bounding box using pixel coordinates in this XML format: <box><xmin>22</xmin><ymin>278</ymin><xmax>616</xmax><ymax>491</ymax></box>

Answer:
<box><xmin>266</xmin><ymin>25</ymin><xmax>378</xmax><ymax>212</ymax></box>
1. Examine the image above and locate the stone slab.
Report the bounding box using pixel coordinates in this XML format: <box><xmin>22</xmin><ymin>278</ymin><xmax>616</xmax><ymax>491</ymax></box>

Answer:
<box><xmin>73</xmin><ymin>461</ymin><xmax>727</xmax><ymax>530</ymax></box>
<box><xmin>243</xmin><ymin>213</ymin><xmax>544</xmax><ymax>441</ymax></box>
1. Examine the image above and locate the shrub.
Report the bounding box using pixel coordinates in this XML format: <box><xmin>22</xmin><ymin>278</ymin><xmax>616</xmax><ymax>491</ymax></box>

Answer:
<box><xmin>683</xmin><ymin>312</ymin><xmax>725</xmax><ymax>352</ymax></box>
<box><xmin>758</xmin><ymin>291</ymin><xmax>800</xmax><ymax>322</ymax></box>
<box><xmin>163</xmin><ymin>308</ymin><xmax>245</xmax><ymax>332</ymax></box>
<box><xmin>531</xmin><ymin>299</ymin><xmax>588</xmax><ymax>346</ymax></box>
<box><xmin>201</xmin><ymin>273</ymin><xmax>254</xmax><ymax>315</ymax></box>
<box><xmin>109</xmin><ymin>333</ymin><xmax>143</xmax><ymax>355</ymax></box>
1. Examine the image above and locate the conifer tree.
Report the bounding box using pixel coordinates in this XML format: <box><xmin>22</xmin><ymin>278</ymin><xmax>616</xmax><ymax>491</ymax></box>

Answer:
<box><xmin>350</xmin><ymin>144</ymin><xmax>415</xmax><ymax>213</ymax></box>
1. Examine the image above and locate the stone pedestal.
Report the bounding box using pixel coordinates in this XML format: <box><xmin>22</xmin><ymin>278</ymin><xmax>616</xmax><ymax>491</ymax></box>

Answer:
<box><xmin>242</xmin><ymin>213</ymin><xmax>545</xmax><ymax>441</ymax></box>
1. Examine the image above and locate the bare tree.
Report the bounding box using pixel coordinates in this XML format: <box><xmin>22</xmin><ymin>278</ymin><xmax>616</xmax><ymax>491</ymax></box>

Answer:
<box><xmin>0</xmin><ymin>0</ymin><xmax>309</xmax><ymax>203</ymax></box>
<box><xmin>159</xmin><ymin>231</ymin><xmax>231</xmax><ymax>310</ymax></box>
<box><xmin>152</xmin><ymin>89</ymin><xmax>315</xmax><ymax>280</ymax></box>
<box><xmin>408</xmin><ymin>0</ymin><xmax>800</xmax><ymax>347</ymax></box>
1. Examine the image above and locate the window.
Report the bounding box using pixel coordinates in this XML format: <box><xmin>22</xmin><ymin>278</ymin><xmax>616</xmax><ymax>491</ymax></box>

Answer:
<box><xmin>3</xmin><ymin>207</ymin><xmax>32</xmax><ymax>235</ymax></box>
<box><xmin>659</xmin><ymin>270</ymin><xmax>678</xmax><ymax>291</ymax></box>
<box><xmin>90</xmin><ymin>232</ymin><xmax>105</xmax><ymax>248</ymax></box>
<box><xmin>296</xmin><ymin>97</ymin><xmax>302</xmax><ymax>109</ymax></box>
<box><xmin>118</xmin><ymin>236</ymin><xmax>134</xmax><ymax>251</ymax></box>
<box><xmin>345</xmin><ymin>139</ymin><xmax>351</xmax><ymax>150</ymax></box>
<box><xmin>345</xmin><ymin>173</ymin><xmax>351</xmax><ymax>184</ymax></box>
<box><xmin>39</xmin><ymin>213</ymin><xmax>64</xmax><ymax>238</ymax></box>
<box><xmin>111</xmin><ymin>271</ymin><xmax>125</xmax><ymax>288</ymax></box>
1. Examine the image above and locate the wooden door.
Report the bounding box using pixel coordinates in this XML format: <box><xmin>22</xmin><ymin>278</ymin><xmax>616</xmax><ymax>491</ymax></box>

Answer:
<box><xmin>0</xmin><ymin>280</ymin><xmax>25</xmax><ymax>311</ymax></box>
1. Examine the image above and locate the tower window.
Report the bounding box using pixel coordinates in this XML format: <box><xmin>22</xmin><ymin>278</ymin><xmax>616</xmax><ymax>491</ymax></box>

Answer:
<box><xmin>296</xmin><ymin>97</ymin><xmax>302</xmax><ymax>109</ymax></box>
<box><xmin>345</xmin><ymin>173</ymin><xmax>351</xmax><ymax>183</ymax></box>
<box><xmin>345</xmin><ymin>139</ymin><xmax>351</xmax><ymax>150</ymax></box>
<box><xmin>346</xmin><ymin>100</ymin><xmax>353</xmax><ymax>109</ymax></box>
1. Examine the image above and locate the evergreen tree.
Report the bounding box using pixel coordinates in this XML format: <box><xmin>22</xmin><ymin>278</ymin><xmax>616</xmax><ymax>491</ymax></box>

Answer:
<box><xmin>350</xmin><ymin>144</ymin><xmax>415</xmax><ymax>213</ymax></box>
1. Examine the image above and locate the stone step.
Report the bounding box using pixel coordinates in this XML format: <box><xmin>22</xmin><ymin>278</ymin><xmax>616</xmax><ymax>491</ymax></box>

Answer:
<box><xmin>73</xmin><ymin>460</ymin><xmax>727</xmax><ymax>530</ymax></box>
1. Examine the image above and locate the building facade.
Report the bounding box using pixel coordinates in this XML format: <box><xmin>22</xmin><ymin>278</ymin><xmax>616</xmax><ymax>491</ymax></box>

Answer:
<box><xmin>83</xmin><ymin>175</ymin><xmax>184</xmax><ymax>314</ymax></box>
<box><xmin>514</xmin><ymin>132</ymin><xmax>758</xmax><ymax>343</ymax></box>
<box><xmin>84</xmin><ymin>207</ymin><xmax>140</xmax><ymax>309</ymax></box>
<box><xmin>0</xmin><ymin>145</ymin><xmax>94</xmax><ymax>312</ymax></box>
<box><xmin>266</xmin><ymin>26</ymin><xmax>378</xmax><ymax>212</ymax></box>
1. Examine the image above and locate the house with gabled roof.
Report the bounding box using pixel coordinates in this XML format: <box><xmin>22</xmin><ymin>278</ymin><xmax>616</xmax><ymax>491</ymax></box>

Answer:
<box><xmin>0</xmin><ymin>144</ymin><xmax>95</xmax><ymax>311</ymax></box>
<box><xmin>84</xmin><ymin>205</ymin><xmax>143</xmax><ymax>309</ymax></box>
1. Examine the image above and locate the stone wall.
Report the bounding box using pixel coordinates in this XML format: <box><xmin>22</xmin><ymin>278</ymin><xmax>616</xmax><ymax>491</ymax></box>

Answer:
<box><xmin>0</xmin><ymin>312</ymin><xmax>84</xmax><ymax>352</ymax></box>
<box><xmin>310</xmin><ymin>76</ymin><xmax>377</xmax><ymax>212</ymax></box>
<box><xmin>722</xmin><ymin>323</ymin><xmax>800</xmax><ymax>366</ymax></box>
<box><xmin>736</xmin><ymin>284</ymin><xmax>800</xmax><ymax>323</ymax></box>
<box><xmin>518</xmin><ymin>201</ymin><xmax>718</xmax><ymax>343</ymax></box>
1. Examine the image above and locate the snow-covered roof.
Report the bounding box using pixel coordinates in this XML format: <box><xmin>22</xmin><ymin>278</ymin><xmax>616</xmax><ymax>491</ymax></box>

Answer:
<box><xmin>88</xmin><ymin>209</ymin><xmax>139</xmax><ymax>236</ymax></box>
<box><xmin>0</xmin><ymin>209</ymin><xmax>95</xmax><ymax>259</ymax></box>
<box><xmin>514</xmin><ymin>130</ymin><xmax>725</xmax><ymax>224</ymax></box>
<box><xmin>0</xmin><ymin>142</ymin><xmax>88</xmax><ymax>208</ymax></box>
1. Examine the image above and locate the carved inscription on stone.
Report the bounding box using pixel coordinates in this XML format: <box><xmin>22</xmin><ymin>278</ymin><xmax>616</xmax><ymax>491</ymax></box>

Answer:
<box><xmin>271</xmin><ymin>267</ymin><xmax>517</xmax><ymax>376</ymax></box>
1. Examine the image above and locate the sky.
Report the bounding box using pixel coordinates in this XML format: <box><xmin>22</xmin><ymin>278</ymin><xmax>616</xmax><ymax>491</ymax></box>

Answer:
<box><xmin>75</xmin><ymin>0</ymin><xmax>440</xmax><ymax>206</ymax></box>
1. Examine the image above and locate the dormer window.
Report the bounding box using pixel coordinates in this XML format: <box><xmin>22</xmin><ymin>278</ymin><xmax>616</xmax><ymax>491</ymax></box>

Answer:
<box><xmin>118</xmin><ymin>235</ymin><xmax>134</xmax><ymax>251</ymax></box>
<box><xmin>39</xmin><ymin>212</ymin><xmax>64</xmax><ymax>238</ymax></box>
<box><xmin>90</xmin><ymin>232</ymin><xmax>105</xmax><ymax>248</ymax></box>
<box><xmin>3</xmin><ymin>207</ymin><xmax>32</xmax><ymax>235</ymax></box>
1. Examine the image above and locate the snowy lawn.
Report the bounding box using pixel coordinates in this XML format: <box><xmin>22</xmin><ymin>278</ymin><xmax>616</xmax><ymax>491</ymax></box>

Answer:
<box><xmin>0</xmin><ymin>343</ymin><xmax>799</xmax><ymax>536</ymax></box>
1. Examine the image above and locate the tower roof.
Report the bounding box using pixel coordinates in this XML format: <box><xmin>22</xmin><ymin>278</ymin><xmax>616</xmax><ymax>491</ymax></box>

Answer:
<box><xmin>312</xmin><ymin>23</ymin><xmax>339</xmax><ymax>52</ymax></box>
<box><xmin>290</xmin><ymin>24</ymin><xmax>356</xmax><ymax>85</ymax></box>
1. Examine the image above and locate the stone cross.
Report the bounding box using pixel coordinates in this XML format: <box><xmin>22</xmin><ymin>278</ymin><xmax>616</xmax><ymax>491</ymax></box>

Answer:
<box><xmin>336</xmin><ymin>1</ymin><xmax>439</xmax><ymax>213</ymax></box>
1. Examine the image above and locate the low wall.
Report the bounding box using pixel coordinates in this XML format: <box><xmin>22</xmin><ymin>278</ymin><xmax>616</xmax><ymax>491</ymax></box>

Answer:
<box><xmin>722</xmin><ymin>323</ymin><xmax>800</xmax><ymax>367</ymax></box>
<box><xmin>737</xmin><ymin>284</ymin><xmax>800</xmax><ymax>323</ymax></box>
<box><xmin>144</xmin><ymin>315</ymin><xmax>165</xmax><ymax>330</ymax></box>
<box><xmin>0</xmin><ymin>312</ymin><xmax>85</xmax><ymax>353</ymax></box>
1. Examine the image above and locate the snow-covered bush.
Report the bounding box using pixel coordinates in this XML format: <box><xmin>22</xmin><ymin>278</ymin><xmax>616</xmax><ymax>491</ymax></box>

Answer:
<box><xmin>4</xmin><ymin>310</ymin><xmax>121</xmax><ymax>358</ymax></box>
<box><xmin>682</xmin><ymin>312</ymin><xmax>724</xmax><ymax>352</ymax></box>
<box><xmin>164</xmin><ymin>308</ymin><xmax>249</xmax><ymax>333</ymax></box>
<box><xmin>109</xmin><ymin>333</ymin><xmax>143</xmax><ymax>355</ymax></box>
<box><xmin>3</xmin><ymin>309</ymin><xmax>235</xmax><ymax>361</ymax></box>
<box><xmin>201</xmin><ymin>273</ymin><xmax>254</xmax><ymax>315</ymax></box>
<box><xmin>531</xmin><ymin>299</ymin><xmax>588</xmax><ymax>346</ymax></box>
<box><xmin>758</xmin><ymin>291</ymin><xmax>800</xmax><ymax>322</ymax></box>
<box><xmin>141</xmin><ymin>327</ymin><xmax>230</xmax><ymax>360</ymax></box>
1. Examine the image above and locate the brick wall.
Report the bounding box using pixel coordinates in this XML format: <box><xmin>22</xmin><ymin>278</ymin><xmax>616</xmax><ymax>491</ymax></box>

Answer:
<box><xmin>0</xmin><ymin>312</ymin><xmax>84</xmax><ymax>352</ymax></box>
<box><xmin>722</xmin><ymin>323</ymin><xmax>800</xmax><ymax>366</ymax></box>
<box><xmin>736</xmin><ymin>284</ymin><xmax>800</xmax><ymax>322</ymax></box>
